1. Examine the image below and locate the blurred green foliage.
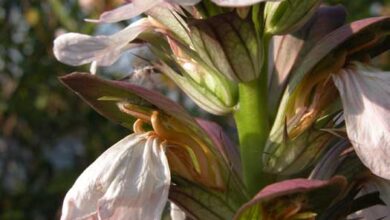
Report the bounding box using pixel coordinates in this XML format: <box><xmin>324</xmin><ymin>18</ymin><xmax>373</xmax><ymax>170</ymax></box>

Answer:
<box><xmin>0</xmin><ymin>0</ymin><xmax>388</xmax><ymax>219</ymax></box>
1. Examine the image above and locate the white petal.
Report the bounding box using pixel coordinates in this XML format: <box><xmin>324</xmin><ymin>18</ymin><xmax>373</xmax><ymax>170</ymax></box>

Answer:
<box><xmin>86</xmin><ymin>0</ymin><xmax>163</xmax><ymax>23</ymax></box>
<box><xmin>53</xmin><ymin>32</ymin><xmax>110</xmax><ymax>66</ymax></box>
<box><xmin>348</xmin><ymin>178</ymin><xmax>390</xmax><ymax>219</ymax></box>
<box><xmin>90</xmin><ymin>61</ymin><xmax>97</xmax><ymax>75</ymax></box>
<box><xmin>53</xmin><ymin>19</ymin><xmax>151</xmax><ymax>68</ymax></box>
<box><xmin>372</xmin><ymin>178</ymin><xmax>390</xmax><ymax>207</ymax></box>
<box><xmin>211</xmin><ymin>0</ymin><xmax>280</xmax><ymax>7</ymax></box>
<box><xmin>332</xmin><ymin>62</ymin><xmax>390</xmax><ymax>180</ymax></box>
<box><xmin>170</xmin><ymin>202</ymin><xmax>186</xmax><ymax>220</ymax></box>
<box><xmin>61</xmin><ymin>133</ymin><xmax>170</xmax><ymax>220</ymax></box>
<box><xmin>169</xmin><ymin>0</ymin><xmax>201</xmax><ymax>6</ymax></box>
<box><xmin>87</xmin><ymin>0</ymin><xmax>200</xmax><ymax>23</ymax></box>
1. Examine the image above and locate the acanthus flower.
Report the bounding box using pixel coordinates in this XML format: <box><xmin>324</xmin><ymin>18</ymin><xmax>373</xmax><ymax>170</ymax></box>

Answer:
<box><xmin>58</xmin><ymin>72</ymin><xmax>247</xmax><ymax>219</ymax></box>
<box><xmin>61</xmin><ymin>107</ymin><xmax>228</xmax><ymax>220</ymax></box>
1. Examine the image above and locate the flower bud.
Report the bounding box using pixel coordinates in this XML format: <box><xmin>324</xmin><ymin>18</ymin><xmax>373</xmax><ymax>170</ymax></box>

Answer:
<box><xmin>156</xmin><ymin>59</ymin><xmax>237</xmax><ymax>115</ymax></box>
<box><xmin>189</xmin><ymin>12</ymin><xmax>263</xmax><ymax>82</ymax></box>
<box><xmin>144</xmin><ymin>10</ymin><xmax>240</xmax><ymax>114</ymax></box>
<box><xmin>155</xmin><ymin>37</ymin><xmax>238</xmax><ymax>115</ymax></box>
<box><xmin>264</xmin><ymin>0</ymin><xmax>321</xmax><ymax>35</ymax></box>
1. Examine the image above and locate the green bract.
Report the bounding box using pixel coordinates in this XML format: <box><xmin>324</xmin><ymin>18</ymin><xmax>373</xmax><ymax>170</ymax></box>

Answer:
<box><xmin>264</xmin><ymin>0</ymin><xmax>321</xmax><ymax>35</ymax></box>
<box><xmin>190</xmin><ymin>12</ymin><xmax>263</xmax><ymax>82</ymax></box>
<box><xmin>144</xmin><ymin>9</ymin><xmax>241</xmax><ymax>115</ymax></box>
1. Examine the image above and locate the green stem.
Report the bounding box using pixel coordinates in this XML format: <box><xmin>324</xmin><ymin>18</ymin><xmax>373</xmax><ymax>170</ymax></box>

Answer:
<box><xmin>234</xmin><ymin>35</ymin><xmax>273</xmax><ymax>196</ymax></box>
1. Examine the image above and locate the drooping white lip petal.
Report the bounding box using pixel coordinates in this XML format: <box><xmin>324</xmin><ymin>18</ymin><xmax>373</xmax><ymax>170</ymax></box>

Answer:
<box><xmin>211</xmin><ymin>0</ymin><xmax>280</xmax><ymax>7</ymax></box>
<box><xmin>86</xmin><ymin>0</ymin><xmax>163</xmax><ymax>23</ymax></box>
<box><xmin>332</xmin><ymin>62</ymin><xmax>390</xmax><ymax>180</ymax></box>
<box><xmin>53</xmin><ymin>18</ymin><xmax>151</xmax><ymax>69</ymax></box>
<box><xmin>61</xmin><ymin>133</ymin><xmax>171</xmax><ymax>220</ymax></box>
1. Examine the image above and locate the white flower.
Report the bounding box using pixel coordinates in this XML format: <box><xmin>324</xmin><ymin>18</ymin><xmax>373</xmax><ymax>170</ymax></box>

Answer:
<box><xmin>348</xmin><ymin>177</ymin><xmax>390</xmax><ymax>219</ymax></box>
<box><xmin>170</xmin><ymin>202</ymin><xmax>186</xmax><ymax>220</ymax></box>
<box><xmin>61</xmin><ymin>133</ymin><xmax>170</xmax><ymax>220</ymax></box>
<box><xmin>332</xmin><ymin>62</ymin><xmax>390</xmax><ymax>180</ymax></box>
<box><xmin>87</xmin><ymin>0</ymin><xmax>201</xmax><ymax>23</ymax></box>
<box><xmin>53</xmin><ymin>18</ymin><xmax>151</xmax><ymax>74</ymax></box>
<box><xmin>372</xmin><ymin>178</ymin><xmax>390</xmax><ymax>209</ymax></box>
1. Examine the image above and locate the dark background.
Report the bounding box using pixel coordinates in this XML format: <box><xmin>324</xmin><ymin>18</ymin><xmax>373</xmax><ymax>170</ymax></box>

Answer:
<box><xmin>0</xmin><ymin>0</ymin><xmax>389</xmax><ymax>219</ymax></box>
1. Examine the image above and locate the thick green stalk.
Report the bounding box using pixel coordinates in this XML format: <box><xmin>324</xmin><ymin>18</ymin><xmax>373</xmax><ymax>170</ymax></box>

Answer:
<box><xmin>234</xmin><ymin>35</ymin><xmax>272</xmax><ymax>196</ymax></box>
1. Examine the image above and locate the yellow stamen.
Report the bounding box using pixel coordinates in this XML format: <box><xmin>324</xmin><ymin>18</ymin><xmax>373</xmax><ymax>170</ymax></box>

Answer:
<box><xmin>117</xmin><ymin>103</ymin><xmax>152</xmax><ymax>122</ymax></box>
<box><xmin>118</xmin><ymin>102</ymin><xmax>223</xmax><ymax>188</ymax></box>
<box><xmin>286</xmin><ymin>51</ymin><xmax>348</xmax><ymax>138</ymax></box>
<box><xmin>166</xmin><ymin>148</ymin><xmax>197</xmax><ymax>181</ymax></box>
<box><xmin>151</xmin><ymin>111</ymin><xmax>211</xmax><ymax>179</ymax></box>
<box><xmin>133</xmin><ymin>119</ymin><xmax>146</xmax><ymax>134</ymax></box>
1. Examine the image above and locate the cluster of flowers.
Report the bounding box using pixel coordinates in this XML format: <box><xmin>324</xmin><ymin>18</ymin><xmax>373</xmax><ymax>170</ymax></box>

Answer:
<box><xmin>53</xmin><ymin>0</ymin><xmax>390</xmax><ymax>219</ymax></box>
